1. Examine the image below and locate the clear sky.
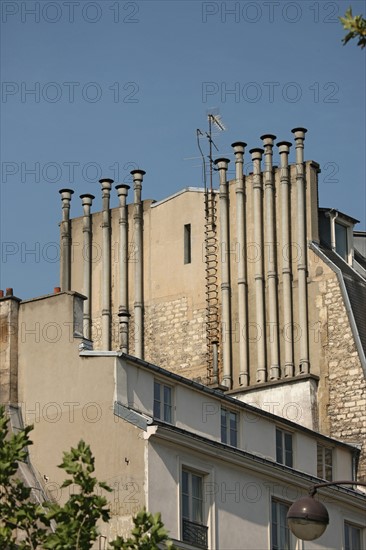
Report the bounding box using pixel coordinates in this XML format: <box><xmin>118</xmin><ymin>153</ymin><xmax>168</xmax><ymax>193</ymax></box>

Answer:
<box><xmin>1</xmin><ymin>0</ymin><xmax>365</xmax><ymax>299</ymax></box>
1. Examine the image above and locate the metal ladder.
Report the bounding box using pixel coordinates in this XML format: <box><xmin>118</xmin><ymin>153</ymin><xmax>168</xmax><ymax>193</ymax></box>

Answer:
<box><xmin>204</xmin><ymin>188</ymin><xmax>219</xmax><ymax>384</ymax></box>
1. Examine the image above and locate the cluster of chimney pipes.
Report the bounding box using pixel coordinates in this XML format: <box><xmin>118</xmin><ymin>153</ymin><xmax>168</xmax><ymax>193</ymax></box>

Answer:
<box><xmin>58</xmin><ymin>128</ymin><xmax>309</xmax><ymax>389</ymax></box>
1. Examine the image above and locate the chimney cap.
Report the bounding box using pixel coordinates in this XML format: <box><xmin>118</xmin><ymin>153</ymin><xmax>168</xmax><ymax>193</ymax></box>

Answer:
<box><xmin>249</xmin><ymin>148</ymin><xmax>264</xmax><ymax>155</ymax></box>
<box><xmin>260</xmin><ymin>134</ymin><xmax>277</xmax><ymax>141</ymax></box>
<box><xmin>115</xmin><ymin>184</ymin><xmax>131</xmax><ymax>190</ymax></box>
<box><xmin>291</xmin><ymin>127</ymin><xmax>308</xmax><ymax>134</ymax></box>
<box><xmin>277</xmin><ymin>141</ymin><xmax>292</xmax><ymax>148</ymax></box>
<box><xmin>59</xmin><ymin>188</ymin><xmax>74</xmax><ymax>195</ymax></box>
<box><xmin>130</xmin><ymin>169</ymin><xmax>146</xmax><ymax>176</ymax></box>
<box><xmin>231</xmin><ymin>141</ymin><xmax>247</xmax><ymax>148</ymax></box>
<box><xmin>99</xmin><ymin>178</ymin><xmax>114</xmax><ymax>184</ymax></box>
<box><xmin>214</xmin><ymin>157</ymin><xmax>230</xmax><ymax>165</ymax></box>
<box><xmin>80</xmin><ymin>193</ymin><xmax>95</xmax><ymax>200</ymax></box>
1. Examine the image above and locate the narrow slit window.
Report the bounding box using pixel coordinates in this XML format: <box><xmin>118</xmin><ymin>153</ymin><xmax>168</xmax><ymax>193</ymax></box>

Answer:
<box><xmin>184</xmin><ymin>224</ymin><xmax>192</xmax><ymax>264</ymax></box>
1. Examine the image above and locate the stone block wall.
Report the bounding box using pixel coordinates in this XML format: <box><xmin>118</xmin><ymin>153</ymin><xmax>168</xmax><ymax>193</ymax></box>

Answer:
<box><xmin>317</xmin><ymin>272</ymin><xmax>366</xmax><ymax>481</ymax></box>
<box><xmin>143</xmin><ymin>297</ymin><xmax>208</xmax><ymax>383</ymax></box>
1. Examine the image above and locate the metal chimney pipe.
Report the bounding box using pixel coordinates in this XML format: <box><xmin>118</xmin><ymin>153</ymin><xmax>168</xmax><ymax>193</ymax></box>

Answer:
<box><xmin>80</xmin><ymin>193</ymin><xmax>95</xmax><ymax>340</ymax></box>
<box><xmin>291</xmin><ymin>127</ymin><xmax>310</xmax><ymax>374</ymax></box>
<box><xmin>214</xmin><ymin>157</ymin><xmax>232</xmax><ymax>389</ymax></box>
<box><xmin>116</xmin><ymin>184</ymin><xmax>130</xmax><ymax>354</ymax></box>
<box><xmin>261</xmin><ymin>134</ymin><xmax>280</xmax><ymax>380</ymax></box>
<box><xmin>232</xmin><ymin>141</ymin><xmax>249</xmax><ymax>386</ymax></box>
<box><xmin>131</xmin><ymin>169</ymin><xmax>146</xmax><ymax>359</ymax></box>
<box><xmin>250</xmin><ymin>148</ymin><xmax>267</xmax><ymax>383</ymax></box>
<box><xmin>277</xmin><ymin>141</ymin><xmax>294</xmax><ymax>377</ymax></box>
<box><xmin>99</xmin><ymin>178</ymin><xmax>113</xmax><ymax>350</ymax></box>
<box><xmin>59</xmin><ymin>188</ymin><xmax>74</xmax><ymax>291</ymax></box>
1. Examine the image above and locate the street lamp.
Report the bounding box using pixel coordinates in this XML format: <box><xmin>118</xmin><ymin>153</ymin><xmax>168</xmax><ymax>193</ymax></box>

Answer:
<box><xmin>287</xmin><ymin>481</ymin><xmax>366</xmax><ymax>541</ymax></box>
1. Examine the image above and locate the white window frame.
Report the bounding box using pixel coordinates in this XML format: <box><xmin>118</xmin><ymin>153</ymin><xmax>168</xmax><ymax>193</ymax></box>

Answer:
<box><xmin>220</xmin><ymin>407</ymin><xmax>238</xmax><ymax>447</ymax></box>
<box><xmin>178</xmin><ymin>457</ymin><xmax>215</xmax><ymax>550</ymax></box>
<box><xmin>317</xmin><ymin>442</ymin><xmax>333</xmax><ymax>481</ymax></box>
<box><xmin>344</xmin><ymin>520</ymin><xmax>364</xmax><ymax>550</ymax></box>
<box><xmin>271</xmin><ymin>498</ymin><xmax>293</xmax><ymax>550</ymax></box>
<box><xmin>275</xmin><ymin>427</ymin><xmax>293</xmax><ymax>467</ymax></box>
<box><xmin>153</xmin><ymin>379</ymin><xmax>173</xmax><ymax>423</ymax></box>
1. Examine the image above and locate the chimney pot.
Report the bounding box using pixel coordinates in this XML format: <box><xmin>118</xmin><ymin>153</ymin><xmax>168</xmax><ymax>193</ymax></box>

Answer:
<box><xmin>6</xmin><ymin>288</ymin><xmax>13</xmax><ymax>296</ymax></box>
<box><xmin>0</xmin><ymin>290</ymin><xmax>3</xmax><ymax>298</ymax></box>
<box><xmin>231</xmin><ymin>141</ymin><xmax>247</xmax><ymax>154</ymax></box>
<box><xmin>214</xmin><ymin>158</ymin><xmax>230</xmax><ymax>170</ymax></box>
<box><xmin>54</xmin><ymin>287</ymin><xmax>61</xmax><ymax>293</ymax></box>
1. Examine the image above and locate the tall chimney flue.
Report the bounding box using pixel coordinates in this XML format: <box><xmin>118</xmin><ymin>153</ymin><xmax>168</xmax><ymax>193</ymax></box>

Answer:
<box><xmin>116</xmin><ymin>184</ymin><xmax>130</xmax><ymax>354</ymax></box>
<box><xmin>250</xmin><ymin>147</ymin><xmax>266</xmax><ymax>383</ymax></box>
<box><xmin>99</xmin><ymin>179</ymin><xmax>113</xmax><ymax>351</ymax></box>
<box><xmin>214</xmin><ymin>157</ymin><xmax>232</xmax><ymax>389</ymax></box>
<box><xmin>277</xmin><ymin>141</ymin><xmax>294</xmax><ymax>377</ymax></box>
<box><xmin>232</xmin><ymin>141</ymin><xmax>249</xmax><ymax>387</ymax></box>
<box><xmin>131</xmin><ymin>169</ymin><xmax>146</xmax><ymax>359</ymax></box>
<box><xmin>291</xmin><ymin>127</ymin><xmax>310</xmax><ymax>375</ymax></box>
<box><xmin>80</xmin><ymin>193</ymin><xmax>95</xmax><ymax>341</ymax></box>
<box><xmin>261</xmin><ymin>134</ymin><xmax>280</xmax><ymax>380</ymax></box>
<box><xmin>59</xmin><ymin>188</ymin><xmax>74</xmax><ymax>291</ymax></box>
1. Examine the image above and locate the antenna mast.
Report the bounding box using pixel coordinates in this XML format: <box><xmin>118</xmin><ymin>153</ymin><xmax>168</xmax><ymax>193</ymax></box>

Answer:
<box><xmin>197</xmin><ymin>112</ymin><xmax>226</xmax><ymax>386</ymax></box>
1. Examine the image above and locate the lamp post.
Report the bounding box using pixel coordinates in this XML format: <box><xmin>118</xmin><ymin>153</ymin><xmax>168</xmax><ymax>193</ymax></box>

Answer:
<box><xmin>287</xmin><ymin>481</ymin><xmax>366</xmax><ymax>541</ymax></box>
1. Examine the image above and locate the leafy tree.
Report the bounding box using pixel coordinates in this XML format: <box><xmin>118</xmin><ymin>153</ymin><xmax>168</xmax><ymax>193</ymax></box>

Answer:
<box><xmin>340</xmin><ymin>7</ymin><xmax>366</xmax><ymax>49</ymax></box>
<box><xmin>0</xmin><ymin>406</ymin><xmax>175</xmax><ymax>549</ymax></box>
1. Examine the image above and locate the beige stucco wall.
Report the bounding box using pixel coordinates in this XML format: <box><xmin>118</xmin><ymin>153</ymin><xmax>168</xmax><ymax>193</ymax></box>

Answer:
<box><xmin>16</xmin><ymin>292</ymin><xmax>147</xmax><ymax>541</ymax></box>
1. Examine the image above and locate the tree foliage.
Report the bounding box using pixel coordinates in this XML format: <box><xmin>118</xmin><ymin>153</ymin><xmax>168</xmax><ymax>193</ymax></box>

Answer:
<box><xmin>0</xmin><ymin>406</ymin><xmax>175</xmax><ymax>549</ymax></box>
<box><xmin>340</xmin><ymin>7</ymin><xmax>366</xmax><ymax>49</ymax></box>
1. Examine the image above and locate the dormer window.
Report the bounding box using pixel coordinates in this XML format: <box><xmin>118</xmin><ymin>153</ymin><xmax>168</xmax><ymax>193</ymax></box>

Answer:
<box><xmin>319</xmin><ymin>208</ymin><xmax>359</xmax><ymax>266</ymax></box>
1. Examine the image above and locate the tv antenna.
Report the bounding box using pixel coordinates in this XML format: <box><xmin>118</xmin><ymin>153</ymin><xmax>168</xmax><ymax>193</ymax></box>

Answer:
<box><xmin>197</xmin><ymin>111</ymin><xmax>227</xmax><ymax>192</ymax></box>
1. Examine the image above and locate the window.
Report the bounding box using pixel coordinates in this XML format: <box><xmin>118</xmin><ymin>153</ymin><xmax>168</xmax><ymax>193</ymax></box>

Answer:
<box><xmin>271</xmin><ymin>499</ymin><xmax>291</xmax><ymax>550</ymax></box>
<box><xmin>276</xmin><ymin>428</ymin><xmax>293</xmax><ymax>467</ymax></box>
<box><xmin>153</xmin><ymin>380</ymin><xmax>172</xmax><ymax>422</ymax></box>
<box><xmin>182</xmin><ymin>469</ymin><xmax>208</xmax><ymax>549</ymax></box>
<box><xmin>317</xmin><ymin>443</ymin><xmax>333</xmax><ymax>481</ymax></box>
<box><xmin>184</xmin><ymin>224</ymin><xmax>192</xmax><ymax>264</ymax></box>
<box><xmin>221</xmin><ymin>408</ymin><xmax>238</xmax><ymax>446</ymax></box>
<box><xmin>335</xmin><ymin>221</ymin><xmax>348</xmax><ymax>261</ymax></box>
<box><xmin>345</xmin><ymin>522</ymin><xmax>362</xmax><ymax>550</ymax></box>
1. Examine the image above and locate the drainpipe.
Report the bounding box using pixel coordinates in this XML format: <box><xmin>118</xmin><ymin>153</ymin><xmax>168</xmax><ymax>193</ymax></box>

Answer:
<box><xmin>328</xmin><ymin>209</ymin><xmax>338</xmax><ymax>251</ymax></box>
<box><xmin>80</xmin><ymin>193</ymin><xmax>95</xmax><ymax>340</ymax></box>
<box><xmin>277</xmin><ymin>141</ymin><xmax>294</xmax><ymax>377</ymax></box>
<box><xmin>131</xmin><ymin>169</ymin><xmax>146</xmax><ymax>359</ymax></box>
<box><xmin>291</xmin><ymin>127</ymin><xmax>310</xmax><ymax>374</ymax></box>
<box><xmin>232</xmin><ymin>141</ymin><xmax>249</xmax><ymax>387</ymax></box>
<box><xmin>59</xmin><ymin>188</ymin><xmax>74</xmax><ymax>291</ymax></box>
<box><xmin>100</xmin><ymin>178</ymin><xmax>113</xmax><ymax>351</ymax></box>
<box><xmin>261</xmin><ymin>134</ymin><xmax>280</xmax><ymax>380</ymax></box>
<box><xmin>214</xmin><ymin>158</ymin><xmax>232</xmax><ymax>389</ymax></box>
<box><xmin>116</xmin><ymin>184</ymin><xmax>130</xmax><ymax>354</ymax></box>
<box><xmin>250</xmin><ymin>148</ymin><xmax>266</xmax><ymax>383</ymax></box>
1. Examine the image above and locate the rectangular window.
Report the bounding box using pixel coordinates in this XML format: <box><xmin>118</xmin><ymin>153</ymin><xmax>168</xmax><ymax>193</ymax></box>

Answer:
<box><xmin>345</xmin><ymin>522</ymin><xmax>362</xmax><ymax>550</ymax></box>
<box><xmin>335</xmin><ymin>221</ymin><xmax>348</xmax><ymax>261</ymax></box>
<box><xmin>153</xmin><ymin>380</ymin><xmax>172</xmax><ymax>423</ymax></box>
<box><xmin>182</xmin><ymin>469</ymin><xmax>208</xmax><ymax>549</ymax></box>
<box><xmin>221</xmin><ymin>408</ymin><xmax>238</xmax><ymax>446</ymax></box>
<box><xmin>184</xmin><ymin>224</ymin><xmax>192</xmax><ymax>264</ymax></box>
<box><xmin>271</xmin><ymin>499</ymin><xmax>291</xmax><ymax>550</ymax></box>
<box><xmin>276</xmin><ymin>428</ymin><xmax>293</xmax><ymax>467</ymax></box>
<box><xmin>317</xmin><ymin>443</ymin><xmax>333</xmax><ymax>481</ymax></box>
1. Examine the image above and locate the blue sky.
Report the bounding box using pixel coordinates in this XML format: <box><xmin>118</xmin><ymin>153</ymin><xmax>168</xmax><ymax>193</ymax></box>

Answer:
<box><xmin>1</xmin><ymin>0</ymin><xmax>365</xmax><ymax>298</ymax></box>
